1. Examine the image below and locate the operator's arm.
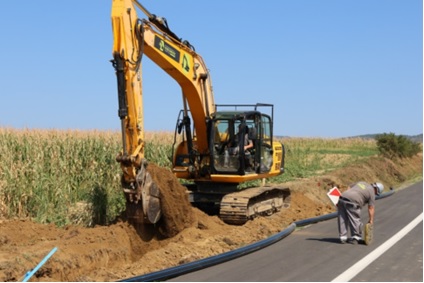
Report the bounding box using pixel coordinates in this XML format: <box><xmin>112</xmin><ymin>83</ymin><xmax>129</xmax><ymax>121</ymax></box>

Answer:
<box><xmin>243</xmin><ymin>133</ymin><xmax>253</xmax><ymax>151</ymax></box>
<box><xmin>368</xmin><ymin>205</ymin><xmax>375</xmax><ymax>224</ymax></box>
<box><xmin>244</xmin><ymin>139</ymin><xmax>253</xmax><ymax>151</ymax></box>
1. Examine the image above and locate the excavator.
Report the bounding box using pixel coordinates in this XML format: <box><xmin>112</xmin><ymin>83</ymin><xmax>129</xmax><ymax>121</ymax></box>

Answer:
<box><xmin>110</xmin><ymin>0</ymin><xmax>290</xmax><ymax>225</ymax></box>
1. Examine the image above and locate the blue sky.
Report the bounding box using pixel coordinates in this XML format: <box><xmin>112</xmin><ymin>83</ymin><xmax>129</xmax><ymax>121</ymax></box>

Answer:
<box><xmin>0</xmin><ymin>0</ymin><xmax>422</xmax><ymax>137</ymax></box>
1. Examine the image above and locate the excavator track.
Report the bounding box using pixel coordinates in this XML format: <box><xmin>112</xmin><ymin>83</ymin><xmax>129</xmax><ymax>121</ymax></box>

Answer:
<box><xmin>219</xmin><ymin>186</ymin><xmax>291</xmax><ymax>225</ymax></box>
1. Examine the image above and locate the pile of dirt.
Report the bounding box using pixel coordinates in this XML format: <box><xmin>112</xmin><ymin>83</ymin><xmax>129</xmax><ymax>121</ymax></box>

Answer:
<box><xmin>0</xmin><ymin>154</ymin><xmax>421</xmax><ymax>282</ymax></box>
<box><xmin>146</xmin><ymin>163</ymin><xmax>195</xmax><ymax>238</ymax></box>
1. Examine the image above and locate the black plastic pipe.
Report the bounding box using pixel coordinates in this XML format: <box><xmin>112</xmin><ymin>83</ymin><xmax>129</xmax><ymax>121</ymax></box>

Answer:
<box><xmin>122</xmin><ymin>223</ymin><xmax>296</xmax><ymax>282</ymax></box>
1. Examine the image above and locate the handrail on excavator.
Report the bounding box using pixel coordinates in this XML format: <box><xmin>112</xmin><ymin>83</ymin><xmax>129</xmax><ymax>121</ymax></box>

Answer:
<box><xmin>132</xmin><ymin>0</ymin><xmax>153</xmax><ymax>19</ymax></box>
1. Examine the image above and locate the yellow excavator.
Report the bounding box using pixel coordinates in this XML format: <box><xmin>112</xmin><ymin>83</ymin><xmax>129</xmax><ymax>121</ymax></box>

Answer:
<box><xmin>111</xmin><ymin>0</ymin><xmax>290</xmax><ymax>225</ymax></box>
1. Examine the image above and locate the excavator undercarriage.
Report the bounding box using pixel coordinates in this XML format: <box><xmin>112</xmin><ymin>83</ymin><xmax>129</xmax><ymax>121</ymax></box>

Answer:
<box><xmin>220</xmin><ymin>186</ymin><xmax>291</xmax><ymax>225</ymax></box>
<box><xmin>188</xmin><ymin>183</ymin><xmax>291</xmax><ymax>225</ymax></box>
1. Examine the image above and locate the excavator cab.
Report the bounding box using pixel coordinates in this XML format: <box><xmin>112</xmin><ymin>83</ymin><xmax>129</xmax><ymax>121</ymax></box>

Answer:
<box><xmin>211</xmin><ymin>104</ymin><xmax>276</xmax><ymax>176</ymax></box>
<box><xmin>172</xmin><ymin>103</ymin><xmax>280</xmax><ymax>180</ymax></box>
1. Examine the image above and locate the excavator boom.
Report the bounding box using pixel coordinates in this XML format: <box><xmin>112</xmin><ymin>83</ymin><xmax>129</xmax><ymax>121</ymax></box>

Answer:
<box><xmin>111</xmin><ymin>0</ymin><xmax>215</xmax><ymax>223</ymax></box>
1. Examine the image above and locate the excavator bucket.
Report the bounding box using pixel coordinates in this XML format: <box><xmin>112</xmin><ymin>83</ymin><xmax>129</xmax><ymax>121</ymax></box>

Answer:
<box><xmin>125</xmin><ymin>162</ymin><xmax>161</xmax><ymax>224</ymax></box>
<box><xmin>141</xmin><ymin>171</ymin><xmax>161</xmax><ymax>224</ymax></box>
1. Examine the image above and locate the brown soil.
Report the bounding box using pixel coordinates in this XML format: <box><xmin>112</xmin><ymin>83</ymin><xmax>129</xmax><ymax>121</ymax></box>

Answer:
<box><xmin>146</xmin><ymin>164</ymin><xmax>196</xmax><ymax>238</ymax></box>
<box><xmin>0</xmin><ymin>155</ymin><xmax>421</xmax><ymax>282</ymax></box>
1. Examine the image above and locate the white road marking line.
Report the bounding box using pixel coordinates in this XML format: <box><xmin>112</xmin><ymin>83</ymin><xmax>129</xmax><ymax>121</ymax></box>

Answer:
<box><xmin>332</xmin><ymin>213</ymin><xmax>423</xmax><ymax>282</ymax></box>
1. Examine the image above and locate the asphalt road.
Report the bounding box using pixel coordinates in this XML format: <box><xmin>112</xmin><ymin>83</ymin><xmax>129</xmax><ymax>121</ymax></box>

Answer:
<box><xmin>170</xmin><ymin>181</ymin><xmax>423</xmax><ymax>282</ymax></box>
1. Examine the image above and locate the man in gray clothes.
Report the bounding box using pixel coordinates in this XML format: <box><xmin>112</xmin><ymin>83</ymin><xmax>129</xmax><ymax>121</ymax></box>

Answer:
<box><xmin>338</xmin><ymin>181</ymin><xmax>384</xmax><ymax>244</ymax></box>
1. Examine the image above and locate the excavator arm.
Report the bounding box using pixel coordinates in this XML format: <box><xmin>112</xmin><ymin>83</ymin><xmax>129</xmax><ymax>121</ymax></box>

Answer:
<box><xmin>110</xmin><ymin>0</ymin><xmax>215</xmax><ymax>223</ymax></box>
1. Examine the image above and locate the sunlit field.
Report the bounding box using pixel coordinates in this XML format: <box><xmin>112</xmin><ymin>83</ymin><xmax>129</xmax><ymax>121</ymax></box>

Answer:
<box><xmin>0</xmin><ymin>128</ymin><xmax>378</xmax><ymax>226</ymax></box>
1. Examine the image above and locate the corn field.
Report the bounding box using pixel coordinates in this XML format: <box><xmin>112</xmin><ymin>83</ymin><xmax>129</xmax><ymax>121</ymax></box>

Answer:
<box><xmin>0</xmin><ymin>128</ymin><xmax>379</xmax><ymax>227</ymax></box>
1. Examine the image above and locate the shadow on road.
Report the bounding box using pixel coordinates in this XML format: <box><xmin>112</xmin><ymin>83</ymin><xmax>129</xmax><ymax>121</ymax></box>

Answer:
<box><xmin>306</xmin><ymin>237</ymin><xmax>341</xmax><ymax>244</ymax></box>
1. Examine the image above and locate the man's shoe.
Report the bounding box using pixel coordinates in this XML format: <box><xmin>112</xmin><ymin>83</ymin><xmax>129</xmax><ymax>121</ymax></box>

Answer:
<box><xmin>340</xmin><ymin>239</ymin><xmax>347</xmax><ymax>244</ymax></box>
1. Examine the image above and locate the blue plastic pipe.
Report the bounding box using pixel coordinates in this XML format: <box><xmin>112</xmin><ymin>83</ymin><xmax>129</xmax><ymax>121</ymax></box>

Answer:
<box><xmin>22</xmin><ymin>247</ymin><xmax>58</xmax><ymax>282</ymax></box>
